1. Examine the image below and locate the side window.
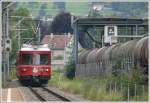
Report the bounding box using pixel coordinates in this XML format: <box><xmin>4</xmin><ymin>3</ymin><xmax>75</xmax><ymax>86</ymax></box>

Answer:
<box><xmin>22</xmin><ymin>54</ymin><xmax>33</xmax><ymax>65</ymax></box>
<box><xmin>40</xmin><ymin>54</ymin><xmax>49</xmax><ymax>65</ymax></box>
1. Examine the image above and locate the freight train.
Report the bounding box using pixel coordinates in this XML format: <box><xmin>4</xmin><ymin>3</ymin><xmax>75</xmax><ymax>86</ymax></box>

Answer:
<box><xmin>16</xmin><ymin>44</ymin><xmax>51</xmax><ymax>85</ymax></box>
<box><xmin>77</xmin><ymin>36</ymin><xmax>148</xmax><ymax>77</ymax></box>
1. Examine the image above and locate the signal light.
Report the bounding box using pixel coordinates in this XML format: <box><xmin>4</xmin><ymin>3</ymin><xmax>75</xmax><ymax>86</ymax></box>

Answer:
<box><xmin>22</xmin><ymin>68</ymin><xmax>27</xmax><ymax>71</ymax></box>
<box><xmin>5</xmin><ymin>38</ymin><xmax>12</xmax><ymax>52</ymax></box>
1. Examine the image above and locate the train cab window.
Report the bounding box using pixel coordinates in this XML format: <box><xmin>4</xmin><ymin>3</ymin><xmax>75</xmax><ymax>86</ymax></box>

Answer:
<box><xmin>33</xmin><ymin>54</ymin><xmax>49</xmax><ymax>65</ymax></box>
<box><xmin>40</xmin><ymin>54</ymin><xmax>49</xmax><ymax>65</ymax></box>
<box><xmin>22</xmin><ymin>54</ymin><xmax>33</xmax><ymax>65</ymax></box>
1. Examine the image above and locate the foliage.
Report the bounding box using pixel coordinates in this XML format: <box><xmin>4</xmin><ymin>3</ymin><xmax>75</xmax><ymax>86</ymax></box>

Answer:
<box><xmin>51</xmin><ymin>12</ymin><xmax>73</xmax><ymax>33</ymax></box>
<box><xmin>50</xmin><ymin>56</ymin><xmax>148</xmax><ymax>100</ymax></box>
<box><xmin>106</xmin><ymin>2</ymin><xmax>148</xmax><ymax>18</ymax></box>
<box><xmin>16</xmin><ymin>2</ymin><xmax>148</xmax><ymax>18</ymax></box>
<box><xmin>103</xmin><ymin>57</ymin><xmax>148</xmax><ymax>100</ymax></box>
<box><xmin>9</xmin><ymin>7</ymin><xmax>37</xmax><ymax>65</ymax></box>
<box><xmin>10</xmin><ymin>68</ymin><xmax>17</xmax><ymax>80</ymax></box>
<box><xmin>64</xmin><ymin>58</ymin><xmax>75</xmax><ymax>79</ymax></box>
<box><xmin>38</xmin><ymin>3</ymin><xmax>47</xmax><ymax>18</ymax></box>
<box><xmin>49</xmin><ymin>70</ymin><xmax>148</xmax><ymax>101</ymax></box>
<box><xmin>52</xmin><ymin>55</ymin><xmax>63</xmax><ymax>60</ymax></box>
<box><xmin>110</xmin><ymin>57</ymin><xmax>147</xmax><ymax>85</ymax></box>
<box><xmin>88</xmin><ymin>9</ymin><xmax>103</xmax><ymax>17</ymax></box>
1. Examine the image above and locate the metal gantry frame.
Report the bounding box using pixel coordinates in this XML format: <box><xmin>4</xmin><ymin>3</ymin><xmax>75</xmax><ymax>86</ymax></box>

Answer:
<box><xmin>73</xmin><ymin>17</ymin><xmax>148</xmax><ymax>71</ymax></box>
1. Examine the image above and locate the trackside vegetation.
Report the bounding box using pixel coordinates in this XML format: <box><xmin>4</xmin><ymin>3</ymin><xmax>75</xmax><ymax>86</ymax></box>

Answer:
<box><xmin>49</xmin><ymin>57</ymin><xmax>148</xmax><ymax>101</ymax></box>
<box><xmin>49</xmin><ymin>69</ymin><xmax>148</xmax><ymax>101</ymax></box>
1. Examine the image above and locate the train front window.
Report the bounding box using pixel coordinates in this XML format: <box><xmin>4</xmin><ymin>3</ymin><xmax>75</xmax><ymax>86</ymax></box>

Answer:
<box><xmin>34</xmin><ymin>54</ymin><xmax>49</xmax><ymax>65</ymax></box>
<box><xmin>40</xmin><ymin>54</ymin><xmax>49</xmax><ymax>65</ymax></box>
<box><xmin>22</xmin><ymin>54</ymin><xmax>33</xmax><ymax>65</ymax></box>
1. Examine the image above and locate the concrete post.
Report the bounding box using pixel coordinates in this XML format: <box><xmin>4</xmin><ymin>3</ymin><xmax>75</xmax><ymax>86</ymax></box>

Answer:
<box><xmin>73</xmin><ymin>23</ymin><xmax>78</xmax><ymax>77</ymax></box>
<box><xmin>0</xmin><ymin>2</ymin><xmax>3</xmax><ymax>87</ymax></box>
<box><xmin>6</xmin><ymin>8</ymin><xmax>10</xmax><ymax>79</ymax></box>
<box><xmin>135</xmin><ymin>25</ymin><xmax>138</xmax><ymax>35</ymax></box>
<box><xmin>38</xmin><ymin>28</ymin><xmax>41</xmax><ymax>42</ymax></box>
<box><xmin>18</xmin><ymin>24</ymin><xmax>21</xmax><ymax>50</ymax></box>
<box><xmin>74</xmin><ymin>24</ymin><xmax>78</xmax><ymax>65</ymax></box>
<box><xmin>64</xmin><ymin>33</ymin><xmax>66</xmax><ymax>65</ymax></box>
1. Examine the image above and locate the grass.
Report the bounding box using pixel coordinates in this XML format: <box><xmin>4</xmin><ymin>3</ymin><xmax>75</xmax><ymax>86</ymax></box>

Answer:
<box><xmin>49</xmin><ymin>70</ymin><xmax>142</xmax><ymax>101</ymax></box>
<box><xmin>2</xmin><ymin>68</ymin><xmax>17</xmax><ymax>88</ymax></box>
<box><xmin>10</xmin><ymin>68</ymin><xmax>17</xmax><ymax>80</ymax></box>
<box><xmin>52</xmin><ymin>55</ymin><xmax>64</xmax><ymax>60</ymax></box>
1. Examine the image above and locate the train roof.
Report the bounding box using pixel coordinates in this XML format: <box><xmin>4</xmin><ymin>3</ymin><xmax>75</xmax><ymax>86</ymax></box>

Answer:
<box><xmin>20</xmin><ymin>44</ymin><xmax>51</xmax><ymax>51</ymax></box>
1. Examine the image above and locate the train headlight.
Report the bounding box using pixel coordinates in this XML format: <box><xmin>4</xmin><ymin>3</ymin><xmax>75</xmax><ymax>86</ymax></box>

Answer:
<box><xmin>33</xmin><ymin>67</ymin><xmax>38</xmax><ymax>73</ymax></box>
<box><xmin>45</xmin><ymin>69</ymin><xmax>49</xmax><ymax>72</ymax></box>
<box><xmin>22</xmin><ymin>68</ymin><xmax>27</xmax><ymax>71</ymax></box>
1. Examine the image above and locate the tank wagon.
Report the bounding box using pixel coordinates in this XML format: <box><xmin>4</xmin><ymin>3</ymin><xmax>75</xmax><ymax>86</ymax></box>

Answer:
<box><xmin>77</xmin><ymin>36</ymin><xmax>148</xmax><ymax>77</ymax></box>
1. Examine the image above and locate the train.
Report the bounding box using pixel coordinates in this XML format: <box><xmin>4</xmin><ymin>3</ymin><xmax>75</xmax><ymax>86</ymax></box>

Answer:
<box><xmin>77</xmin><ymin>36</ymin><xmax>148</xmax><ymax>77</ymax></box>
<box><xmin>16</xmin><ymin>44</ymin><xmax>51</xmax><ymax>85</ymax></box>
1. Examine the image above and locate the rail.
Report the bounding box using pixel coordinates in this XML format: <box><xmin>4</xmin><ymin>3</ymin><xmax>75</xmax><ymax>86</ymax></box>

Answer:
<box><xmin>28</xmin><ymin>86</ymin><xmax>71</xmax><ymax>101</ymax></box>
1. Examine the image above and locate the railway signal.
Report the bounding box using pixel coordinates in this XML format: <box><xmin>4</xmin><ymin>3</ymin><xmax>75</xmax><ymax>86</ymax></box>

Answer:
<box><xmin>5</xmin><ymin>38</ymin><xmax>12</xmax><ymax>52</ymax></box>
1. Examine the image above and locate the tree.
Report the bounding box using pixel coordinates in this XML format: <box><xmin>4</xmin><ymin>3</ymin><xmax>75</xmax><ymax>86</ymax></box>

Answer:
<box><xmin>38</xmin><ymin>3</ymin><xmax>47</xmax><ymax>18</ymax></box>
<box><xmin>65</xmin><ymin>57</ymin><xmax>75</xmax><ymax>79</ymax></box>
<box><xmin>109</xmin><ymin>2</ymin><xmax>148</xmax><ymax>18</ymax></box>
<box><xmin>51</xmin><ymin>12</ymin><xmax>73</xmax><ymax>33</ymax></box>
<box><xmin>9</xmin><ymin>7</ymin><xmax>37</xmax><ymax>65</ymax></box>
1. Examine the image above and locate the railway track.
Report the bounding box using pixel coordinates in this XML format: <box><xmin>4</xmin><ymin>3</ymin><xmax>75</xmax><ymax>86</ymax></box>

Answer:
<box><xmin>28</xmin><ymin>86</ymin><xmax>71</xmax><ymax>101</ymax></box>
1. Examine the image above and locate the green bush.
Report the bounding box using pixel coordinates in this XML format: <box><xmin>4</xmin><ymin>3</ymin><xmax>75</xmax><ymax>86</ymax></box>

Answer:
<box><xmin>49</xmin><ymin>55</ymin><xmax>148</xmax><ymax>101</ymax></box>
<box><xmin>65</xmin><ymin>59</ymin><xmax>75</xmax><ymax>79</ymax></box>
<box><xmin>52</xmin><ymin>55</ymin><xmax>63</xmax><ymax>60</ymax></box>
<box><xmin>49</xmin><ymin>70</ymin><xmax>148</xmax><ymax>101</ymax></box>
<box><xmin>10</xmin><ymin>68</ymin><xmax>17</xmax><ymax>80</ymax></box>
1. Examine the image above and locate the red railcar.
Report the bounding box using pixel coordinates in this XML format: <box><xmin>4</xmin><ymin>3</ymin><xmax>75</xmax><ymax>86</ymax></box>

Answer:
<box><xmin>16</xmin><ymin>44</ymin><xmax>51</xmax><ymax>85</ymax></box>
